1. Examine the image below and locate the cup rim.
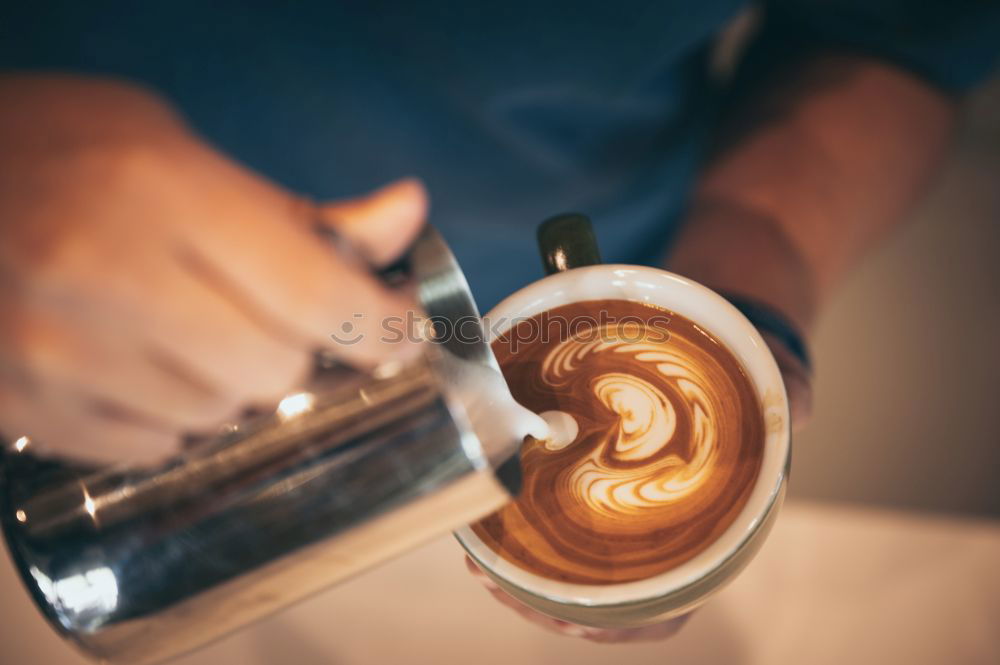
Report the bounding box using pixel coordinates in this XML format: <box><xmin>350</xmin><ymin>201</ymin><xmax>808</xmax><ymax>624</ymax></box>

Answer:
<box><xmin>454</xmin><ymin>264</ymin><xmax>791</xmax><ymax>607</ymax></box>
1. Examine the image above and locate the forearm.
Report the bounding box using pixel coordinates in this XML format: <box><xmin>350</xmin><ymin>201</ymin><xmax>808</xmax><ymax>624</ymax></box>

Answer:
<box><xmin>667</xmin><ymin>55</ymin><xmax>957</xmax><ymax>332</ymax></box>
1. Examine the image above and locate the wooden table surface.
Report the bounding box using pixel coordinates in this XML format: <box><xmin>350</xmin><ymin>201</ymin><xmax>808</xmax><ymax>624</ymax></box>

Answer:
<box><xmin>2</xmin><ymin>500</ymin><xmax>998</xmax><ymax>665</ymax></box>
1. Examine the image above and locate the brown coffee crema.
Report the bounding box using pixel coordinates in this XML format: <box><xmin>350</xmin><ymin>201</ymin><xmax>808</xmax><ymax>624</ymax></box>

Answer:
<box><xmin>472</xmin><ymin>299</ymin><xmax>764</xmax><ymax>585</ymax></box>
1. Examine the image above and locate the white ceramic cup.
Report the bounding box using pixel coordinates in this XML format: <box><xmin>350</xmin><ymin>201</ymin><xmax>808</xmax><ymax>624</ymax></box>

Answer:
<box><xmin>454</xmin><ymin>259</ymin><xmax>791</xmax><ymax>628</ymax></box>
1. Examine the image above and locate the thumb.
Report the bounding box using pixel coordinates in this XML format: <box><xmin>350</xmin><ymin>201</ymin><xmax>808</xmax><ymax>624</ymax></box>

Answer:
<box><xmin>319</xmin><ymin>178</ymin><xmax>429</xmax><ymax>266</ymax></box>
<box><xmin>760</xmin><ymin>331</ymin><xmax>813</xmax><ymax>433</ymax></box>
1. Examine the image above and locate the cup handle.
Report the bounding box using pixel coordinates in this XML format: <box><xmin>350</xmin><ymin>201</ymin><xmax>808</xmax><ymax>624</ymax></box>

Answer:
<box><xmin>537</xmin><ymin>213</ymin><xmax>603</xmax><ymax>275</ymax></box>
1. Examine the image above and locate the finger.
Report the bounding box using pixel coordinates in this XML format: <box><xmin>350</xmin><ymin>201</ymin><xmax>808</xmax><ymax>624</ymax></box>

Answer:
<box><xmin>138</xmin><ymin>260</ymin><xmax>315</xmax><ymax>406</ymax></box>
<box><xmin>9</xmin><ymin>305</ymin><xmax>243</xmax><ymax>431</ymax></box>
<box><xmin>784</xmin><ymin>368</ymin><xmax>813</xmax><ymax>433</ymax></box>
<box><xmin>319</xmin><ymin>178</ymin><xmax>428</xmax><ymax>266</ymax></box>
<box><xmin>463</xmin><ymin>556</ymin><xmax>594</xmax><ymax>637</ymax></box>
<box><xmin>483</xmin><ymin>584</ymin><xmax>590</xmax><ymax>635</ymax></box>
<box><xmin>170</xmin><ymin>159</ymin><xmax>423</xmax><ymax>367</ymax></box>
<box><xmin>760</xmin><ymin>331</ymin><xmax>813</xmax><ymax>432</ymax></box>
<box><xmin>464</xmin><ymin>554</ymin><xmax>489</xmax><ymax>579</ymax></box>
<box><xmin>581</xmin><ymin>614</ymin><xmax>691</xmax><ymax>643</ymax></box>
<box><xmin>465</xmin><ymin>555</ymin><xmax>690</xmax><ymax>642</ymax></box>
<box><xmin>0</xmin><ymin>382</ymin><xmax>178</xmax><ymax>466</ymax></box>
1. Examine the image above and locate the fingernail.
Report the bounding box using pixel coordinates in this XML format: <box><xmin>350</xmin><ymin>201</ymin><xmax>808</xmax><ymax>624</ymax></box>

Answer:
<box><xmin>561</xmin><ymin>625</ymin><xmax>589</xmax><ymax>638</ymax></box>
<box><xmin>375</xmin><ymin>178</ymin><xmax>428</xmax><ymax>209</ymax></box>
<box><xmin>385</xmin><ymin>176</ymin><xmax>425</xmax><ymax>193</ymax></box>
<box><xmin>372</xmin><ymin>359</ymin><xmax>405</xmax><ymax>380</ymax></box>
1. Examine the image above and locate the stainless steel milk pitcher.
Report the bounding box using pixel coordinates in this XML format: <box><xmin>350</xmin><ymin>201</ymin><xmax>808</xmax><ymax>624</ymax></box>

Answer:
<box><xmin>0</xmin><ymin>226</ymin><xmax>528</xmax><ymax>664</ymax></box>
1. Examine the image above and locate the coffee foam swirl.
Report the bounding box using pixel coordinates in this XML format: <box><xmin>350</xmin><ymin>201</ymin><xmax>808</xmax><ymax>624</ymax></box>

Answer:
<box><xmin>472</xmin><ymin>300</ymin><xmax>764</xmax><ymax>585</ymax></box>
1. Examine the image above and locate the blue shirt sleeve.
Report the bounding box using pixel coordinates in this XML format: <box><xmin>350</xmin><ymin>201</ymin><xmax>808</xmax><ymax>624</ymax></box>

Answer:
<box><xmin>748</xmin><ymin>0</ymin><xmax>1000</xmax><ymax>94</ymax></box>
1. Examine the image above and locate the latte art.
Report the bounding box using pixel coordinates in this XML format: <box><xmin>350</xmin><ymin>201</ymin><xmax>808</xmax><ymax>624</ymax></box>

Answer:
<box><xmin>473</xmin><ymin>300</ymin><xmax>764</xmax><ymax>584</ymax></box>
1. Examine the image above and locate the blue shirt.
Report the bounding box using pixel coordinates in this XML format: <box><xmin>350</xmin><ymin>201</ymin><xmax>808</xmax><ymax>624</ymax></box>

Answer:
<box><xmin>3</xmin><ymin>1</ymin><xmax>998</xmax><ymax>309</ymax></box>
